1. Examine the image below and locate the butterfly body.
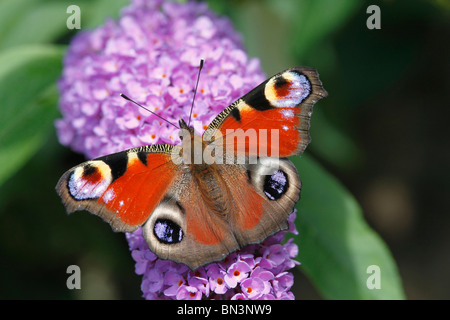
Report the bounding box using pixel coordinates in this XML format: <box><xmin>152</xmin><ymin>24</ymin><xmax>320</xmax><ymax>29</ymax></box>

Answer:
<box><xmin>56</xmin><ymin>67</ymin><xmax>327</xmax><ymax>269</ymax></box>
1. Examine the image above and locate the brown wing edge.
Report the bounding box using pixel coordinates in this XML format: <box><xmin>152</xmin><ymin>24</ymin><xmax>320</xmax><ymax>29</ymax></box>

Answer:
<box><xmin>291</xmin><ymin>66</ymin><xmax>328</xmax><ymax>156</ymax></box>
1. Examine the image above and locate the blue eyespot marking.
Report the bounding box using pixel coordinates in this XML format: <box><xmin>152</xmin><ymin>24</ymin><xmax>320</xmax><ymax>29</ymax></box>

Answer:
<box><xmin>153</xmin><ymin>219</ymin><xmax>183</xmax><ymax>244</ymax></box>
<box><xmin>264</xmin><ymin>170</ymin><xmax>289</xmax><ymax>200</ymax></box>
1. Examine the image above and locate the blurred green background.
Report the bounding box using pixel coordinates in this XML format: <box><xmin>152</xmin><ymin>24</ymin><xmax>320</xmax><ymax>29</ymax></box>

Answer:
<box><xmin>0</xmin><ymin>0</ymin><xmax>448</xmax><ymax>299</ymax></box>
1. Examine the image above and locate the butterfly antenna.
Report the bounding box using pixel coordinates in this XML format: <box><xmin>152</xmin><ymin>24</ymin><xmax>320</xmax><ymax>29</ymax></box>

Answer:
<box><xmin>188</xmin><ymin>59</ymin><xmax>204</xmax><ymax>127</ymax></box>
<box><xmin>120</xmin><ymin>93</ymin><xmax>180</xmax><ymax>129</ymax></box>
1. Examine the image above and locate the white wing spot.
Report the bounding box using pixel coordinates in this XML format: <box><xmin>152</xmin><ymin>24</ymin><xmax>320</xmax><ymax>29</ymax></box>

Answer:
<box><xmin>281</xmin><ymin>109</ymin><xmax>294</xmax><ymax>119</ymax></box>
<box><xmin>103</xmin><ymin>189</ymin><xmax>116</xmax><ymax>203</ymax></box>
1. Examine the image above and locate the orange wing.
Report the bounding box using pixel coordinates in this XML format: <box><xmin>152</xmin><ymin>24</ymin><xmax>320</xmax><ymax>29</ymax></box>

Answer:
<box><xmin>203</xmin><ymin>67</ymin><xmax>327</xmax><ymax>159</ymax></box>
<box><xmin>56</xmin><ymin>144</ymin><xmax>181</xmax><ymax>232</ymax></box>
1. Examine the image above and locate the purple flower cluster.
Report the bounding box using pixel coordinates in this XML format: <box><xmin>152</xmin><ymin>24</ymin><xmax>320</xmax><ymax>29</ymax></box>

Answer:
<box><xmin>127</xmin><ymin>211</ymin><xmax>299</xmax><ymax>300</ymax></box>
<box><xmin>56</xmin><ymin>0</ymin><xmax>301</xmax><ymax>300</ymax></box>
<box><xmin>56</xmin><ymin>0</ymin><xmax>265</xmax><ymax>159</ymax></box>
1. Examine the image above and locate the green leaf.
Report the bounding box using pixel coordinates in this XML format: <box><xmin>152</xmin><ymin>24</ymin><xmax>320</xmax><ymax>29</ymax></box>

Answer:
<box><xmin>290</xmin><ymin>0</ymin><xmax>361</xmax><ymax>60</ymax></box>
<box><xmin>0</xmin><ymin>45</ymin><xmax>64</xmax><ymax>187</ymax></box>
<box><xmin>0</xmin><ymin>0</ymin><xmax>71</xmax><ymax>50</ymax></box>
<box><xmin>309</xmin><ymin>108</ymin><xmax>364</xmax><ymax>171</ymax></box>
<box><xmin>292</xmin><ymin>154</ymin><xmax>405</xmax><ymax>299</ymax></box>
<box><xmin>82</xmin><ymin>0</ymin><xmax>130</xmax><ymax>29</ymax></box>
<box><xmin>0</xmin><ymin>0</ymin><xmax>30</xmax><ymax>47</ymax></box>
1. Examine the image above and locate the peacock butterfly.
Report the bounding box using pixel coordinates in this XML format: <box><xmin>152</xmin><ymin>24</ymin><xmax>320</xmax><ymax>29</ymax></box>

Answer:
<box><xmin>56</xmin><ymin>66</ymin><xmax>327</xmax><ymax>270</ymax></box>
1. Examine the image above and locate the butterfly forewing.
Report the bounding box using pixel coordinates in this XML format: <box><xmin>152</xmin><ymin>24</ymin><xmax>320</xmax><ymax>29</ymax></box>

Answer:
<box><xmin>56</xmin><ymin>144</ymin><xmax>182</xmax><ymax>232</ymax></box>
<box><xmin>203</xmin><ymin>67</ymin><xmax>327</xmax><ymax>158</ymax></box>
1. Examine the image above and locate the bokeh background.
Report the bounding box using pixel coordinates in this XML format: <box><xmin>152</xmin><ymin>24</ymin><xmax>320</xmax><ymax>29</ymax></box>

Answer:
<box><xmin>0</xmin><ymin>0</ymin><xmax>448</xmax><ymax>299</ymax></box>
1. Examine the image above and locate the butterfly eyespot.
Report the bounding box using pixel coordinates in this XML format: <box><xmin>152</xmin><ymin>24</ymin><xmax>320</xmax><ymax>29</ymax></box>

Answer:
<box><xmin>153</xmin><ymin>219</ymin><xmax>184</xmax><ymax>244</ymax></box>
<box><xmin>263</xmin><ymin>169</ymin><xmax>289</xmax><ymax>201</ymax></box>
<box><xmin>67</xmin><ymin>161</ymin><xmax>112</xmax><ymax>200</ymax></box>
<box><xmin>264</xmin><ymin>71</ymin><xmax>311</xmax><ymax>109</ymax></box>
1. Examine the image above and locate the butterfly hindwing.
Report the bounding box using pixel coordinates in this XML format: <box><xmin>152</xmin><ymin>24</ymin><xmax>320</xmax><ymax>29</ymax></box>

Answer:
<box><xmin>140</xmin><ymin>158</ymin><xmax>300</xmax><ymax>270</ymax></box>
